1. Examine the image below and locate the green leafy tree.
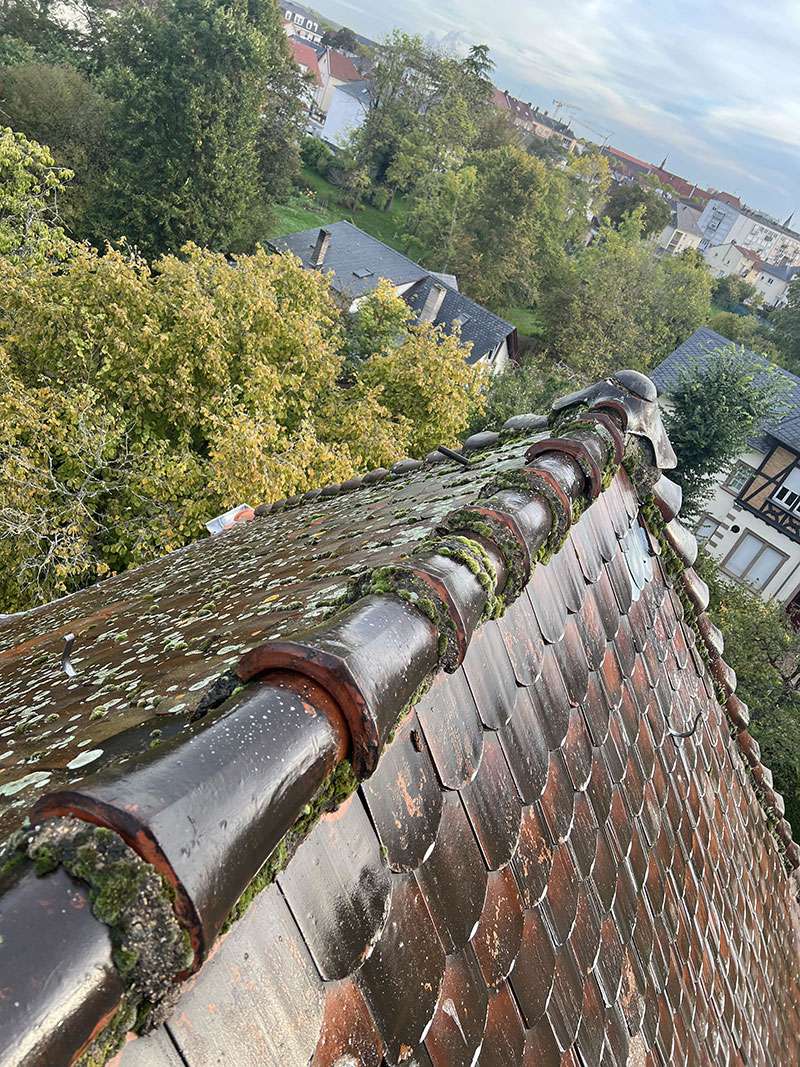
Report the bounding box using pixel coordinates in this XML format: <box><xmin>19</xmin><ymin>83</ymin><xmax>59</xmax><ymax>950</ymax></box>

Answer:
<box><xmin>602</xmin><ymin>181</ymin><xmax>671</xmax><ymax>236</ymax></box>
<box><xmin>465</xmin><ymin>354</ymin><xmax>580</xmax><ymax>435</ymax></box>
<box><xmin>0</xmin><ymin>124</ymin><xmax>71</xmax><ymax>259</ymax></box>
<box><xmin>407</xmin><ymin>145</ymin><xmax>567</xmax><ymax>309</ymax></box>
<box><xmin>663</xmin><ymin>344</ymin><xmax>790</xmax><ymax>518</ymax></box>
<box><xmin>712</xmin><ymin>274</ymin><xmax>758</xmax><ymax>310</ymax></box>
<box><xmin>770</xmin><ymin>276</ymin><xmax>800</xmax><ymax>376</ymax></box>
<box><xmin>0</xmin><ymin>62</ymin><xmax>108</xmax><ymax>238</ymax></box>
<box><xmin>91</xmin><ymin>0</ymin><xmax>304</xmax><ymax>257</ymax></box>
<box><xmin>699</xmin><ymin>552</ymin><xmax>800</xmax><ymax>831</ymax></box>
<box><xmin>542</xmin><ymin>216</ymin><xmax>711</xmax><ymax>377</ymax></box>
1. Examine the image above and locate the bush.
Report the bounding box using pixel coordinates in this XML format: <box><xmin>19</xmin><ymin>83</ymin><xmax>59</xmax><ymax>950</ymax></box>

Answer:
<box><xmin>301</xmin><ymin>136</ymin><xmax>334</xmax><ymax>179</ymax></box>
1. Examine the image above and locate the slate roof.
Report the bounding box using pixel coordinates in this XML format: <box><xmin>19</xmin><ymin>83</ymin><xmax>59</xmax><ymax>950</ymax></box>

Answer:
<box><xmin>673</xmin><ymin>202</ymin><xmax>703</xmax><ymax>237</ymax></box>
<box><xmin>269</xmin><ymin>221</ymin><xmax>516</xmax><ymax>362</ymax></box>
<box><xmin>650</xmin><ymin>326</ymin><xmax>800</xmax><ymax>453</ymax></box>
<box><xmin>1</xmin><ymin>372</ymin><xmax>799</xmax><ymax>1066</ymax></box>
<box><xmin>761</xmin><ymin>262</ymin><xmax>799</xmax><ymax>282</ymax></box>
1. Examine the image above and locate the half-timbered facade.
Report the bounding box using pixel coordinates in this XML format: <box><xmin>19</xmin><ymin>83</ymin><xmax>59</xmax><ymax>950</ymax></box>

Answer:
<box><xmin>652</xmin><ymin>326</ymin><xmax>800</xmax><ymax>608</ymax></box>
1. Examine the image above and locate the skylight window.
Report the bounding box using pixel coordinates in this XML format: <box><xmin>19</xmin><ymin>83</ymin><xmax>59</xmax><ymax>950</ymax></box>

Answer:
<box><xmin>353</xmin><ymin>268</ymin><xmax>374</xmax><ymax>278</ymax></box>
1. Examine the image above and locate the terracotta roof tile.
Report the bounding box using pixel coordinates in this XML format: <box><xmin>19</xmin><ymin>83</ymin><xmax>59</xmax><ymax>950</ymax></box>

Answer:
<box><xmin>3</xmin><ymin>370</ymin><xmax>800</xmax><ymax>1064</ymax></box>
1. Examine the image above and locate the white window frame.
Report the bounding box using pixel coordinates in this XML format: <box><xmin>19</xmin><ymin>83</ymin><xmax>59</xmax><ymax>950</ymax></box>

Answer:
<box><xmin>721</xmin><ymin>531</ymin><xmax>787</xmax><ymax>589</ymax></box>
<box><xmin>724</xmin><ymin>464</ymin><xmax>754</xmax><ymax>494</ymax></box>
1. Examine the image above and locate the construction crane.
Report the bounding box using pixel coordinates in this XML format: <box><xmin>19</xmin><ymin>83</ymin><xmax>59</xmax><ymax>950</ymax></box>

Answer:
<box><xmin>570</xmin><ymin>117</ymin><xmax>615</xmax><ymax>147</ymax></box>
<box><xmin>552</xmin><ymin>99</ymin><xmax>582</xmax><ymax>120</ymax></box>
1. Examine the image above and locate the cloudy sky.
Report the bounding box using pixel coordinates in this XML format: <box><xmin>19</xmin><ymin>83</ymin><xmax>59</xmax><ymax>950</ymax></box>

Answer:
<box><xmin>315</xmin><ymin>0</ymin><xmax>799</xmax><ymax>220</ymax></box>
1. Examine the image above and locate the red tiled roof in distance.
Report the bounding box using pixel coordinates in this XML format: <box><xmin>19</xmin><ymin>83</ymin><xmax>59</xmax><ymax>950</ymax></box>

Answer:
<box><xmin>288</xmin><ymin>37</ymin><xmax>322</xmax><ymax>85</ymax></box>
<box><xmin>604</xmin><ymin>145</ymin><xmax>653</xmax><ymax>169</ymax></box>
<box><xmin>327</xmin><ymin>48</ymin><xmax>360</xmax><ymax>82</ymax></box>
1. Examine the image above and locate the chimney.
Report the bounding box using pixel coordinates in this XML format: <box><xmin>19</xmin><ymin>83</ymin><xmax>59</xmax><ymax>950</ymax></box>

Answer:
<box><xmin>311</xmin><ymin>228</ymin><xmax>331</xmax><ymax>268</ymax></box>
<box><xmin>420</xmin><ymin>282</ymin><xmax>447</xmax><ymax>323</ymax></box>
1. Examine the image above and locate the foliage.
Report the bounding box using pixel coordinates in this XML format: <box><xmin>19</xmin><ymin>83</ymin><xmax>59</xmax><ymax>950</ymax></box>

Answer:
<box><xmin>349</xmin><ymin>32</ymin><xmax>497</xmax><ymax>208</ymax></box>
<box><xmin>300</xmin><ymin>135</ymin><xmax>335</xmax><ymax>179</ymax></box>
<box><xmin>465</xmin><ymin>354</ymin><xmax>580</xmax><ymax>435</ymax></box>
<box><xmin>770</xmin><ymin>276</ymin><xmax>800</xmax><ymax>376</ymax></box>
<box><xmin>526</xmin><ymin>133</ymin><xmax>568</xmax><ymax>164</ymax></box>
<box><xmin>563</xmin><ymin>149</ymin><xmax>610</xmax><ymax>243</ymax></box>
<box><xmin>322</xmin><ymin>26</ymin><xmax>358</xmax><ymax>52</ymax></box>
<box><xmin>0</xmin><ymin>124</ymin><xmax>71</xmax><ymax>259</ymax></box>
<box><xmin>541</xmin><ymin>216</ymin><xmax>712</xmax><ymax>378</ymax></box>
<box><xmin>602</xmin><ymin>181</ymin><xmax>671</xmax><ymax>237</ymax></box>
<box><xmin>712</xmin><ymin>274</ymin><xmax>758</xmax><ymax>310</ymax></box>
<box><xmin>89</xmin><ymin>0</ymin><xmax>304</xmax><ymax>257</ymax></box>
<box><xmin>708</xmin><ymin>310</ymin><xmax>767</xmax><ymax>348</ymax></box>
<box><xmin>699</xmin><ymin>551</ymin><xmax>800</xmax><ymax>831</ymax></box>
<box><xmin>663</xmin><ymin>344</ymin><xmax>790</xmax><ymax>518</ymax></box>
<box><xmin>0</xmin><ymin>243</ymin><xmax>482</xmax><ymax>611</ymax></box>
<box><xmin>0</xmin><ymin>62</ymin><xmax>108</xmax><ymax>238</ymax></box>
<box><xmin>406</xmin><ymin>145</ymin><xmax>567</xmax><ymax>309</ymax></box>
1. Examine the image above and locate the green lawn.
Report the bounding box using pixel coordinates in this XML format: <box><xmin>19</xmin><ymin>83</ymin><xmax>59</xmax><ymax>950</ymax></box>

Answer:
<box><xmin>502</xmin><ymin>306</ymin><xmax>547</xmax><ymax>337</ymax></box>
<box><xmin>264</xmin><ymin>168</ymin><xmax>410</xmax><ymax>253</ymax></box>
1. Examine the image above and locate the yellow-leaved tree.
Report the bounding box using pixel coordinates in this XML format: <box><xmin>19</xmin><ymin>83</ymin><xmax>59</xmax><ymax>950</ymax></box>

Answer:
<box><xmin>1</xmin><ymin>243</ymin><xmax>484</xmax><ymax>611</ymax></box>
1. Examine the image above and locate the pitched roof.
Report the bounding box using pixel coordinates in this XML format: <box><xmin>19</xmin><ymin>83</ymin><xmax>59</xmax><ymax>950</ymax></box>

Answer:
<box><xmin>2</xmin><ymin>372</ymin><xmax>800</xmax><ymax>1066</ymax></box>
<box><xmin>650</xmin><ymin>326</ymin><xmax>800</xmax><ymax>451</ymax></box>
<box><xmin>673</xmin><ymin>201</ymin><xmax>703</xmax><ymax>237</ymax></box>
<box><xmin>269</xmin><ymin>221</ymin><xmax>515</xmax><ymax>361</ymax></box>
<box><xmin>326</xmin><ymin>47</ymin><xmax>360</xmax><ymax>81</ymax></box>
<box><xmin>288</xmin><ymin>36</ymin><xmax>322</xmax><ymax>85</ymax></box>
<box><xmin>404</xmin><ymin>276</ymin><xmax>514</xmax><ymax>363</ymax></box>
<box><xmin>761</xmin><ymin>262</ymin><xmax>800</xmax><ymax>282</ymax></box>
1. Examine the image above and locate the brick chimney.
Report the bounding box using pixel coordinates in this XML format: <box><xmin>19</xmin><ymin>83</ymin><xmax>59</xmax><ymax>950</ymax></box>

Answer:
<box><xmin>420</xmin><ymin>282</ymin><xmax>447</xmax><ymax>323</ymax></box>
<box><xmin>311</xmin><ymin>228</ymin><xmax>332</xmax><ymax>268</ymax></box>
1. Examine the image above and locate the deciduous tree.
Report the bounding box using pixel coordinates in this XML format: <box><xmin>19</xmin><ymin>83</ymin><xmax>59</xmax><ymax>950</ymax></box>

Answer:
<box><xmin>602</xmin><ymin>181</ymin><xmax>671</xmax><ymax>237</ymax></box>
<box><xmin>663</xmin><ymin>344</ymin><xmax>789</xmax><ymax>517</ymax></box>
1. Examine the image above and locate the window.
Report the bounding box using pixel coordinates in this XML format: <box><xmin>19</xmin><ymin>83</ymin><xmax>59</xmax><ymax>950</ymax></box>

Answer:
<box><xmin>771</xmin><ymin>467</ymin><xmax>800</xmax><ymax>514</ymax></box>
<box><xmin>725</xmin><ymin>464</ymin><xmax>754</xmax><ymax>493</ymax></box>
<box><xmin>722</xmin><ymin>532</ymin><xmax>786</xmax><ymax>589</ymax></box>
<box><xmin>696</xmin><ymin>515</ymin><xmax>719</xmax><ymax>541</ymax></box>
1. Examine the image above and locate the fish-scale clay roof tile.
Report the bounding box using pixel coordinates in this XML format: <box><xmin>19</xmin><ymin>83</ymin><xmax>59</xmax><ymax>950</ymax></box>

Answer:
<box><xmin>1</xmin><ymin>371</ymin><xmax>799</xmax><ymax>1066</ymax></box>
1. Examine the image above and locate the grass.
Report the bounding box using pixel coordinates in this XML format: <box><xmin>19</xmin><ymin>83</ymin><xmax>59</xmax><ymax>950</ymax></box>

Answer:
<box><xmin>502</xmin><ymin>306</ymin><xmax>547</xmax><ymax>337</ymax></box>
<box><xmin>264</xmin><ymin>167</ymin><xmax>410</xmax><ymax>253</ymax></box>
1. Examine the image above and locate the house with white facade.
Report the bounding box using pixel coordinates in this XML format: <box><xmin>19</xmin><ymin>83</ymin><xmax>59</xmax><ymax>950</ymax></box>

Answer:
<box><xmin>268</xmin><ymin>221</ymin><xmax>517</xmax><ymax>371</ymax></box>
<box><xmin>752</xmin><ymin>262</ymin><xmax>799</xmax><ymax>309</ymax></box>
<box><xmin>280</xmin><ymin>1</ymin><xmax>323</xmax><ymax>45</ymax></box>
<box><xmin>703</xmin><ymin>241</ymin><xmax>762</xmax><ymax>281</ymax></box>
<box><xmin>697</xmin><ymin>198</ymin><xmax>800</xmax><ymax>267</ymax></box>
<box><xmin>316</xmin><ymin>48</ymin><xmax>362</xmax><ymax>115</ymax></box>
<box><xmin>657</xmin><ymin>202</ymin><xmax>704</xmax><ymax>255</ymax></box>
<box><xmin>651</xmin><ymin>327</ymin><xmax>800</xmax><ymax>608</ymax></box>
<box><xmin>319</xmin><ymin>80</ymin><xmax>370</xmax><ymax>147</ymax></box>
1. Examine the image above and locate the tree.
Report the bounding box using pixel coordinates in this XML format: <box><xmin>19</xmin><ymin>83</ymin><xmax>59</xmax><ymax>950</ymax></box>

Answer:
<box><xmin>91</xmin><ymin>0</ymin><xmax>304</xmax><ymax>257</ymax></box>
<box><xmin>563</xmin><ymin>148</ymin><xmax>610</xmax><ymax>245</ymax></box>
<box><xmin>0</xmin><ymin>124</ymin><xmax>71</xmax><ymax>259</ymax></box>
<box><xmin>325</xmin><ymin>26</ymin><xmax>357</xmax><ymax>52</ymax></box>
<box><xmin>770</xmin><ymin>277</ymin><xmax>800</xmax><ymax>376</ymax></box>
<box><xmin>663</xmin><ymin>344</ymin><xmax>790</xmax><ymax>518</ymax></box>
<box><xmin>0</xmin><ymin>62</ymin><xmax>108</xmax><ymax>238</ymax></box>
<box><xmin>541</xmin><ymin>215</ymin><xmax>712</xmax><ymax>378</ymax></box>
<box><xmin>709</xmin><ymin>310</ymin><xmax>764</xmax><ymax>347</ymax></box>
<box><xmin>712</xmin><ymin>274</ymin><xmax>758</xmax><ymax>310</ymax></box>
<box><xmin>699</xmin><ymin>551</ymin><xmax>800</xmax><ymax>831</ymax></box>
<box><xmin>465</xmin><ymin>353</ymin><xmax>580</xmax><ymax>435</ymax></box>
<box><xmin>406</xmin><ymin>145</ymin><xmax>567</xmax><ymax>310</ymax></box>
<box><xmin>602</xmin><ymin>181</ymin><xmax>671</xmax><ymax>237</ymax></box>
<box><xmin>0</xmin><ymin>240</ymin><xmax>484</xmax><ymax>611</ymax></box>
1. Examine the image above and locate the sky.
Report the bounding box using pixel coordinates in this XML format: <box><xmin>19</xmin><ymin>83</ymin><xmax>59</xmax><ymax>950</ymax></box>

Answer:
<box><xmin>314</xmin><ymin>0</ymin><xmax>800</xmax><ymax>221</ymax></box>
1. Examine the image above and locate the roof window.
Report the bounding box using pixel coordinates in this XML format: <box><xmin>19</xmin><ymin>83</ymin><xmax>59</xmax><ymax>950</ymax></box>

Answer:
<box><xmin>353</xmin><ymin>268</ymin><xmax>374</xmax><ymax>278</ymax></box>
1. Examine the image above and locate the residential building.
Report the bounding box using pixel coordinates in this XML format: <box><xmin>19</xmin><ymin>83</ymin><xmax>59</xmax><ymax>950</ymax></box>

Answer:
<box><xmin>4</xmin><ymin>372</ymin><xmax>800</xmax><ymax>1065</ymax></box>
<box><xmin>269</xmin><ymin>221</ymin><xmax>517</xmax><ymax>370</ymax></box>
<box><xmin>752</xmin><ymin>262</ymin><xmax>799</xmax><ymax>309</ymax></box>
<box><xmin>696</xmin><ymin>198</ymin><xmax>800</xmax><ymax>266</ymax></box>
<box><xmin>703</xmin><ymin>241</ymin><xmax>762</xmax><ymax>281</ymax></box>
<box><xmin>319</xmin><ymin>79</ymin><xmax>370</xmax><ymax>147</ymax></box>
<box><xmin>287</xmin><ymin>36</ymin><xmax>323</xmax><ymax>110</ymax></box>
<box><xmin>279</xmin><ymin>1</ymin><xmax>323</xmax><ymax>45</ymax></box>
<box><xmin>651</xmin><ymin>326</ymin><xmax>800</xmax><ymax>608</ymax></box>
<box><xmin>656</xmin><ymin>201</ymin><xmax>703</xmax><ymax>255</ymax></box>
<box><xmin>316</xmin><ymin>47</ymin><xmax>362</xmax><ymax>115</ymax></box>
<box><xmin>492</xmin><ymin>89</ymin><xmax>579</xmax><ymax>153</ymax></box>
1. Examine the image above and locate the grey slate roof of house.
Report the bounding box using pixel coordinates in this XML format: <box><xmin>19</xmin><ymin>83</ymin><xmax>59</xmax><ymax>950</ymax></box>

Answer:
<box><xmin>270</xmin><ymin>220</ymin><xmax>516</xmax><ymax>362</ymax></box>
<box><xmin>673</xmin><ymin>202</ymin><xmax>703</xmax><ymax>238</ymax></box>
<box><xmin>650</xmin><ymin>326</ymin><xmax>800</xmax><ymax>453</ymax></box>
<box><xmin>761</xmin><ymin>262</ymin><xmax>799</xmax><ymax>282</ymax></box>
